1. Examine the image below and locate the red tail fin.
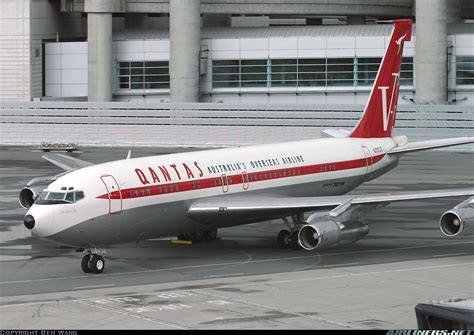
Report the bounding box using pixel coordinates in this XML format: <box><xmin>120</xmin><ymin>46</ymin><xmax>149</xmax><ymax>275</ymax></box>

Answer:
<box><xmin>350</xmin><ymin>19</ymin><xmax>412</xmax><ymax>138</ymax></box>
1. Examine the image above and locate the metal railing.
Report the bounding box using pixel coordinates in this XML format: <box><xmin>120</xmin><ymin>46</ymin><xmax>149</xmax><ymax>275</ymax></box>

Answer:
<box><xmin>0</xmin><ymin>101</ymin><xmax>472</xmax><ymax>149</ymax></box>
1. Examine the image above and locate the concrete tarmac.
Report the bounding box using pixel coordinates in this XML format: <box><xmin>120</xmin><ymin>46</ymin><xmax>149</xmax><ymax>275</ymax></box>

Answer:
<box><xmin>0</xmin><ymin>147</ymin><xmax>473</xmax><ymax>329</ymax></box>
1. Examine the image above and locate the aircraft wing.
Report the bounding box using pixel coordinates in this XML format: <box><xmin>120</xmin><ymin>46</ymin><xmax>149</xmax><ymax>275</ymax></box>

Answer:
<box><xmin>188</xmin><ymin>188</ymin><xmax>474</xmax><ymax>224</ymax></box>
<box><xmin>388</xmin><ymin>137</ymin><xmax>474</xmax><ymax>154</ymax></box>
<box><xmin>42</xmin><ymin>153</ymin><xmax>93</xmax><ymax>171</ymax></box>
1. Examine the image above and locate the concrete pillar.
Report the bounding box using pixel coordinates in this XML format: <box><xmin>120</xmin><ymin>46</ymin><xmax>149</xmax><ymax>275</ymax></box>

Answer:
<box><xmin>125</xmin><ymin>13</ymin><xmax>148</xmax><ymax>30</ymax></box>
<box><xmin>347</xmin><ymin>16</ymin><xmax>365</xmax><ymax>25</ymax></box>
<box><xmin>170</xmin><ymin>0</ymin><xmax>201</xmax><ymax>102</ymax></box>
<box><xmin>87</xmin><ymin>12</ymin><xmax>112</xmax><ymax>102</ymax></box>
<box><xmin>415</xmin><ymin>0</ymin><xmax>447</xmax><ymax>104</ymax></box>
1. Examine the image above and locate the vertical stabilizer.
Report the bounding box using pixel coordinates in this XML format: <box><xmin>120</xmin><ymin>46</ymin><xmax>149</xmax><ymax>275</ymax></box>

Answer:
<box><xmin>350</xmin><ymin>19</ymin><xmax>412</xmax><ymax>138</ymax></box>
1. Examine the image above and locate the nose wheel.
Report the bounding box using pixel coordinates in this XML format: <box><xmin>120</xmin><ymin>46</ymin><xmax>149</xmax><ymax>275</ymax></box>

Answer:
<box><xmin>81</xmin><ymin>253</ymin><xmax>105</xmax><ymax>274</ymax></box>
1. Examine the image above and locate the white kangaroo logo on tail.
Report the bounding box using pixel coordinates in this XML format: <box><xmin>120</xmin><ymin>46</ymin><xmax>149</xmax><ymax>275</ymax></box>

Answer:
<box><xmin>378</xmin><ymin>73</ymin><xmax>400</xmax><ymax>131</ymax></box>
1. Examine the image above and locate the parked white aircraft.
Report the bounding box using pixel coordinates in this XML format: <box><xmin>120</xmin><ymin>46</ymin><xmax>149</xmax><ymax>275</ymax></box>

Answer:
<box><xmin>21</xmin><ymin>19</ymin><xmax>474</xmax><ymax>274</ymax></box>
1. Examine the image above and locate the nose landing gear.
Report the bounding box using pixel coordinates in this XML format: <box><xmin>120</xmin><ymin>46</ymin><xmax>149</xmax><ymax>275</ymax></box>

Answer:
<box><xmin>81</xmin><ymin>252</ymin><xmax>105</xmax><ymax>274</ymax></box>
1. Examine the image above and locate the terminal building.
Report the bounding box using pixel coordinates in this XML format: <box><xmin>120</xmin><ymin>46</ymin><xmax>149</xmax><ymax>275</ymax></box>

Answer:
<box><xmin>0</xmin><ymin>0</ymin><xmax>473</xmax><ymax>106</ymax></box>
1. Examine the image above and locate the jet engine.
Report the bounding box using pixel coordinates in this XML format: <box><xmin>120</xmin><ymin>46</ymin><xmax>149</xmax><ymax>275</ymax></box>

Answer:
<box><xmin>18</xmin><ymin>176</ymin><xmax>56</xmax><ymax>209</ymax></box>
<box><xmin>298</xmin><ymin>213</ymin><xmax>369</xmax><ymax>251</ymax></box>
<box><xmin>439</xmin><ymin>206</ymin><xmax>474</xmax><ymax>237</ymax></box>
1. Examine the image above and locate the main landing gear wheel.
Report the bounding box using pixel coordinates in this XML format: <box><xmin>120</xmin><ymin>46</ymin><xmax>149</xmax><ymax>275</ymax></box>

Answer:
<box><xmin>290</xmin><ymin>231</ymin><xmax>301</xmax><ymax>250</ymax></box>
<box><xmin>81</xmin><ymin>254</ymin><xmax>105</xmax><ymax>274</ymax></box>
<box><xmin>277</xmin><ymin>230</ymin><xmax>291</xmax><ymax>249</ymax></box>
<box><xmin>81</xmin><ymin>254</ymin><xmax>91</xmax><ymax>273</ymax></box>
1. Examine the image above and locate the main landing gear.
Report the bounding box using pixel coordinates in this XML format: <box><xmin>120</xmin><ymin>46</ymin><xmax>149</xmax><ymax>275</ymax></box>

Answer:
<box><xmin>177</xmin><ymin>228</ymin><xmax>218</xmax><ymax>243</ymax></box>
<box><xmin>277</xmin><ymin>215</ymin><xmax>305</xmax><ymax>250</ymax></box>
<box><xmin>81</xmin><ymin>252</ymin><xmax>105</xmax><ymax>274</ymax></box>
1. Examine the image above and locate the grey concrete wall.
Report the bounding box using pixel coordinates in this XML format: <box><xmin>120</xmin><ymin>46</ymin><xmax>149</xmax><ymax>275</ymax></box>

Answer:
<box><xmin>87</xmin><ymin>13</ymin><xmax>112</xmax><ymax>101</ymax></box>
<box><xmin>169</xmin><ymin>0</ymin><xmax>201</xmax><ymax>102</ymax></box>
<box><xmin>64</xmin><ymin>0</ymin><xmax>414</xmax><ymax>17</ymax></box>
<box><xmin>415</xmin><ymin>0</ymin><xmax>447</xmax><ymax>104</ymax></box>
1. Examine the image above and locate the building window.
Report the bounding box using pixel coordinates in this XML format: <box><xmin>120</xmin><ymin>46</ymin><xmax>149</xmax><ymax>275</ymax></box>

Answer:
<box><xmin>271</xmin><ymin>59</ymin><xmax>297</xmax><ymax>87</ymax></box>
<box><xmin>400</xmin><ymin>57</ymin><xmax>413</xmax><ymax>86</ymax></box>
<box><xmin>118</xmin><ymin>61</ymin><xmax>169</xmax><ymax>90</ymax></box>
<box><xmin>456</xmin><ymin>56</ymin><xmax>474</xmax><ymax>85</ymax></box>
<box><xmin>212</xmin><ymin>60</ymin><xmax>239</xmax><ymax>88</ymax></box>
<box><xmin>356</xmin><ymin>58</ymin><xmax>379</xmax><ymax>86</ymax></box>
<box><xmin>356</xmin><ymin>57</ymin><xmax>413</xmax><ymax>86</ymax></box>
<box><xmin>327</xmin><ymin>58</ymin><xmax>354</xmax><ymax>86</ymax></box>
<box><xmin>145</xmin><ymin>61</ymin><xmax>170</xmax><ymax>89</ymax></box>
<box><xmin>298</xmin><ymin>58</ymin><xmax>326</xmax><ymax>87</ymax></box>
<box><xmin>211</xmin><ymin>56</ymin><xmax>413</xmax><ymax>89</ymax></box>
<box><xmin>241</xmin><ymin>60</ymin><xmax>267</xmax><ymax>87</ymax></box>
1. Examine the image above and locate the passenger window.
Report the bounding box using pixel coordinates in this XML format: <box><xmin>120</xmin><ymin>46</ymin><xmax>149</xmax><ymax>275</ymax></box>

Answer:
<box><xmin>128</xmin><ymin>191</ymin><xmax>132</xmax><ymax>197</ymax></box>
<box><xmin>146</xmin><ymin>188</ymin><xmax>151</xmax><ymax>195</ymax></box>
<box><xmin>141</xmin><ymin>189</ymin><xmax>145</xmax><ymax>196</ymax></box>
<box><xmin>134</xmin><ymin>190</ymin><xmax>138</xmax><ymax>197</ymax></box>
<box><xmin>158</xmin><ymin>187</ymin><xmax>162</xmax><ymax>193</ymax></box>
<box><xmin>197</xmin><ymin>182</ymin><xmax>201</xmax><ymax>188</ymax></box>
<box><xmin>175</xmin><ymin>185</ymin><xmax>179</xmax><ymax>192</ymax></box>
<box><xmin>164</xmin><ymin>186</ymin><xmax>167</xmax><ymax>193</ymax></box>
<box><xmin>191</xmin><ymin>182</ymin><xmax>195</xmax><ymax>189</ymax></box>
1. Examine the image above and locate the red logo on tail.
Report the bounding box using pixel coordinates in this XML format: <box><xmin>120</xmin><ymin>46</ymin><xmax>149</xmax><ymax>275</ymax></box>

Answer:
<box><xmin>351</xmin><ymin>19</ymin><xmax>412</xmax><ymax>138</ymax></box>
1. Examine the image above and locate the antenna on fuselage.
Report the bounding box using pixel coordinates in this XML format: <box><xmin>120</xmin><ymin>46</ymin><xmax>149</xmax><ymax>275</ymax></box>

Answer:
<box><xmin>126</xmin><ymin>150</ymin><xmax>131</xmax><ymax>159</ymax></box>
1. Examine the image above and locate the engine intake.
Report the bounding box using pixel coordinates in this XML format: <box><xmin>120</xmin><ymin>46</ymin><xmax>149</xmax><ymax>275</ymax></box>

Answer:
<box><xmin>18</xmin><ymin>176</ymin><xmax>56</xmax><ymax>209</ymax></box>
<box><xmin>298</xmin><ymin>214</ymin><xmax>369</xmax><ymax>251</ymax></box>
<box><xmin>19</xmin><ymin>187</ymin><xmax>40</xmax><ymax>209</ymax></box>
<box><xmin>440</xmin><ymin>207</ymin><xmax>474</xmax><ymax>237</ymax></box>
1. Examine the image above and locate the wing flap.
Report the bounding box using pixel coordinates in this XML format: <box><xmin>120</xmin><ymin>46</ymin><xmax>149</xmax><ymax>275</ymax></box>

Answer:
<box><xmin>389</xmin><ymin>137</ymin><xmax>474</xmax><ymax>154</ymax></box>
<box><xmin>189</xmin><ymin>188</ymin><xmax>474</xmax><ymax>224</ymax></box>
<box><xmin>42</xmin><ymin>153</ymin><xmax>93</xmax><ymax>171</ymax></box>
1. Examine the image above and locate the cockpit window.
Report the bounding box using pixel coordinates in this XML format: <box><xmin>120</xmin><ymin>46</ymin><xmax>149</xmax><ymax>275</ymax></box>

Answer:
<box><xmin>65</xmin><ymin>192</ymin><xmax>74</xmax><ymax>202</ymax></box>
<box><xmin>35</xmin><ymin>189</ymin><xmax>85</xmax><ymax>205</ymax></box>
<box><xmin>75</xmin><ymin>191</ymin><xmax>85</xmax><ymax>201</ymax></box>
<box><xmin>48</xmin><ymin>192</ymin><xmax>67</xmax><ymax>201</ymax></box>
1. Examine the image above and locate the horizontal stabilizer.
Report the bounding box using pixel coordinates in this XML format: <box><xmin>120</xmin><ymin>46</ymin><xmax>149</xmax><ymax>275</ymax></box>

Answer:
<box><xmin>389</xmin><ymin>137</ymin><xmax>474</xmax><ymax>154</ymax></box>
<box><xmin>42</xmin><ymin>153</ymin><xmax>93</xmax><ymax>171</ymax></box>
<box><xmin>321</xmin><ymin>129</ymin><xmax>351</xmax><ymax>138</ymax></box>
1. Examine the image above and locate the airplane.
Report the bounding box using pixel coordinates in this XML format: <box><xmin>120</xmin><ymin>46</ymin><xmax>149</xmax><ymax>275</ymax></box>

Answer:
<box><xmin>20</xmin><ymin>19</ymin><xmax>474</xmax><ymax>274</ymax></box>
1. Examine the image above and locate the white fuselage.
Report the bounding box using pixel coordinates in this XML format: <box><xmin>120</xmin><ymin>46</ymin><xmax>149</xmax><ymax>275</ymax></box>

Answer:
<box><xmin>26</xmin><ymin>136</ymin><xmax>399</xmax><ymax>247</ymax></box>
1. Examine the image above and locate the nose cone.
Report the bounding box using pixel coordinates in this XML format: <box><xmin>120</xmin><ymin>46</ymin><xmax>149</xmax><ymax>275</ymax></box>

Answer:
<box><xmin>24</xmin><ymin>214</ymin><xmax>35</xmax><ymax>230</ymax></box>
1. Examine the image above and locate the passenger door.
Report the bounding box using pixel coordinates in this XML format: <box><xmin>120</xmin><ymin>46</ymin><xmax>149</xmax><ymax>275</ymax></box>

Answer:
<box><xmin>100</xmin><ymin>175</ymin><xmax>122</xmax><ymax>214</ymax></box>
<box><xmin>242</xmin><ymin>171</ymin><xmax>249</xmax><ymax>190</ymax></box>
<box><xmin>361</xmin><ymin>145</ymin><xmax>373</xmax><ymax>175</ymax></box>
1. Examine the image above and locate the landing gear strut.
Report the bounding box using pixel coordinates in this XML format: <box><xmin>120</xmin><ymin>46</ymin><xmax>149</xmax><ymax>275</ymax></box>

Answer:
<box><xmin>277</xmin><ymin>215</ymin><xmax>305</xmax><ymax>250</ymax></box>
<box><xmin>81</xmin><ymin>252</ymin><xmax>105</xmax><ymax>274</ymax></box>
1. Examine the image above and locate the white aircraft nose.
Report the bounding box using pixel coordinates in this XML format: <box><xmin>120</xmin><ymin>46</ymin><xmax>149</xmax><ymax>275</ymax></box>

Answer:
<box><xmin>24</xmin><ymin>206</ymin><xmax>53</xmax><ymax>238</ymax></box>
<box><xmin>24</xmin><ymin>214</ymin><xmax>35</xmax><ymax>229</ymax></box>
